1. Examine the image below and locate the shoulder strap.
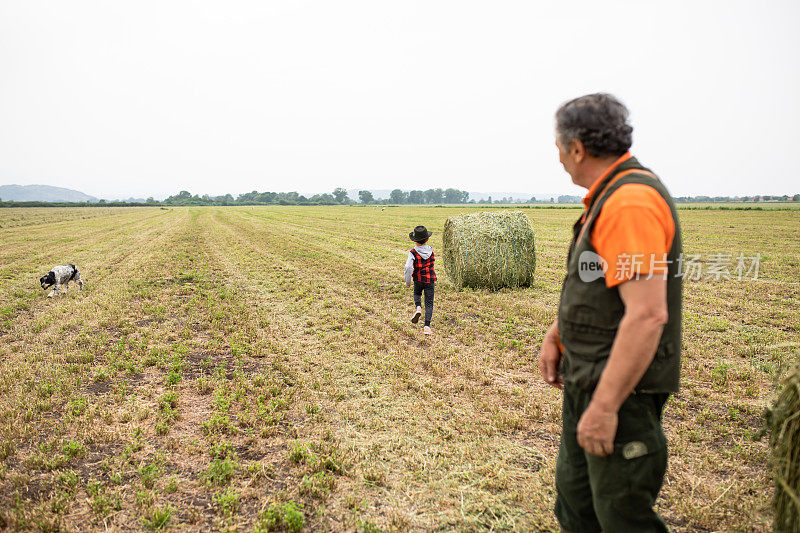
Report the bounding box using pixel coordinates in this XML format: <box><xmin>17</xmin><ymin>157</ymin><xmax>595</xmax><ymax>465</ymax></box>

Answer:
<box><xmin>577</xmin><ymin>167</ymin><xmax>657</xmax><ymax>245</ymax></box>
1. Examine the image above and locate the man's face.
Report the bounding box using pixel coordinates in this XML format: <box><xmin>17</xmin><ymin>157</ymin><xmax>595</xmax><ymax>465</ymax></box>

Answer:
<box><xmin>556</xmin><ymin>138</ymin><xmax>578</xmax><ymax>184</ymax></box>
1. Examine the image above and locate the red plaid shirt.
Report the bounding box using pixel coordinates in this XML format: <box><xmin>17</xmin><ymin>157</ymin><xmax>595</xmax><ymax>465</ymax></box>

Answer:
<box><xmin>411</xmin><ymin>248</ymin><xmax>437</xmax><ymax>283</ymax></box>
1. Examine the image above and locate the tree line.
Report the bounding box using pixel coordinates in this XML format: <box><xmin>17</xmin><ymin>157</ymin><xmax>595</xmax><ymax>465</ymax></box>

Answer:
<box><xmin>674</xmin><ymin>194</ymin><xmax>800</xmax><ymax>203</ymax></box>
<box><xmin>2</xmin><ymin>190</ymin><xmax>798</xmax><ymax>208</ymax></box>
<box><xmin>159</xmin><ymin>188</ymin><xmax>476</xmax><ymax>206</ymax></box>
<box><xmin>148</xmin><ymin>190</ymin><xmax>800</xmax><ymax>206</ymax></box>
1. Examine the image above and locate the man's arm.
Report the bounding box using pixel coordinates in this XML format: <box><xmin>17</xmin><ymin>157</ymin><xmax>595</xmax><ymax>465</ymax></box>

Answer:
<box><xmin>539</xmin><ymin>319</ymin><xmax>563</xmax><ymax>389</ymax></box>
<box><xmin>576</xmin><ymin>275</ymin><xmax>668</xmax><ymax>456</ymax></box>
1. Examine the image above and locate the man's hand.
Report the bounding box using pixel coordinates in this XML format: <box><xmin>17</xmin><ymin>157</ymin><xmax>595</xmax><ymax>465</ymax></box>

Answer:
<box><xmin>539</xmin><ymin>321</ymin><xmax>563</xmax><ymax>389</ymax></box>
<box><xmin>577</xmin><ymin>401</ymin><xmax>618</xmax><ymax>456</ymax></box>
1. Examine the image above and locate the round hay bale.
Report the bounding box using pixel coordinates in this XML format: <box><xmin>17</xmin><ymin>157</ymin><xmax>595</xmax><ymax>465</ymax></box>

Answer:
<box><xmin>442</xmin><ymin>211</ymin><xmax>536</xmax><ymax>289</ymax></box>
<box><xmin>767</xmin><ymin>364</ymin><xmax>800</xmax><ymax>531</ymax></box>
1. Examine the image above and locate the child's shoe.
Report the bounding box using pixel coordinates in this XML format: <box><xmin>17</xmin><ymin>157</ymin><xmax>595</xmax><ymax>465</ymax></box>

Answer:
<box><xmin>423</xmin><ymin>326</ymin><xmax>432</xmax><ymax>335</ymax></box>
<box><xmin>411</xmin><ymin>307</ymin><xmax>422</xmax><ymax>324</ymax></box>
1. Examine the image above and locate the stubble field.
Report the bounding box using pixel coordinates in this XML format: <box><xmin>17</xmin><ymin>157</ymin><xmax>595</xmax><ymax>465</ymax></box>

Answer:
<box><xmin>0</xmin><ymin>205</ymin><xmax>798</xmax><ymax>532</ymax></box>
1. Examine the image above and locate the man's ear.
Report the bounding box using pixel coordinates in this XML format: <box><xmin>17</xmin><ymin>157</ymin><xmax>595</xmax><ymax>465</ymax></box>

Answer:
<box><xmin>571</xmin><ymin>139</ymin><xmax>587</xmax><ymax>164</ymax></box>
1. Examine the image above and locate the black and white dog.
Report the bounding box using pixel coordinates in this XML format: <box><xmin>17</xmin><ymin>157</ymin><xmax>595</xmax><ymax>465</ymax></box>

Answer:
<box><xmin>40</xmin><ymin>264</ymin><xmax>84</xmax><ymax>297</ymax></box>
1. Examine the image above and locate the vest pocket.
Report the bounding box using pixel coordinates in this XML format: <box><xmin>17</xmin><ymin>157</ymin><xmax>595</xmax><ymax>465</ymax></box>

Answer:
<box><xmin>565</xmin><ymin>303</ymin><xmax>624</xmax><ymax>330</ymax></box>
<box><xmin>654</xmin><ymin>341</ymin><xmax>674</xmax><ymax>360</ymax></box>
<box><xmin>560</xmin><ymin>319</ymin><xmax>616</xmax><ymax>362</ymax></box>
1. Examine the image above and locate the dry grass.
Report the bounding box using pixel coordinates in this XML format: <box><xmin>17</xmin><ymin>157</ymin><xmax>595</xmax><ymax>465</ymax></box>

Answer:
<box><xmin>0</xmin><ymin>205</ymin><xmax>797</xmax><ymax>531</ymax></box>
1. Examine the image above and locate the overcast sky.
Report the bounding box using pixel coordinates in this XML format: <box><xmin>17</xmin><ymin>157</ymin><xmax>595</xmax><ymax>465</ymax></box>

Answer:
<box><xmin>1</xmin><ymin>1</ymin><xmax>798</xmax><ymax>200</ymax></box>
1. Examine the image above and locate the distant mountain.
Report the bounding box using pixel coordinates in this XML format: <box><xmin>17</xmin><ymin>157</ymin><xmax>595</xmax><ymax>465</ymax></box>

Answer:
<box><xmin>0</xmin><ymin>184</ymin><xmax>98</xmax><ymax>203</ymax></box>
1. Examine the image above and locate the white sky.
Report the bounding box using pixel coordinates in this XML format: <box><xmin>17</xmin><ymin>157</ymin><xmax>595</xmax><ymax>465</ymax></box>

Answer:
<box><xmin>1</xmin><ymin>1</ymin><xmax>798</xmax><ymax>200</ymax></box>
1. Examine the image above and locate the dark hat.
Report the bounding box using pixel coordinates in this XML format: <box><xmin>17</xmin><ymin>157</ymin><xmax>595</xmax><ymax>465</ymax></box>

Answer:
<box><xmin>409</xmin><ymin>225</ymin><xmax>432</xmax><ymax>242</ymax></box>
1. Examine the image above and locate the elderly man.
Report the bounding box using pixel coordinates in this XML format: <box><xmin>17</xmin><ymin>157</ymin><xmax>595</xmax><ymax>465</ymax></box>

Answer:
<box><xmin>539</xmin><ymin>93</ymin><xmax>682</xmax><ymax>532</ymax></box>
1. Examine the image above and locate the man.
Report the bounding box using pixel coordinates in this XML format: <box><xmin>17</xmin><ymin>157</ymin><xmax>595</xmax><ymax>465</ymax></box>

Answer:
<box><xmin>539</xmin><ymin>93</ymin><xmax>682</xmax><ymax>532</ymax></box>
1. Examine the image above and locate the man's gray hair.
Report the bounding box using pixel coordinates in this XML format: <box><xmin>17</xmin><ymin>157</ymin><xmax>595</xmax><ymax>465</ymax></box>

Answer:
<box><xmin>555</xmin><ymin>93</ymin><xmax>633</xmax><ymax>158</ymax></box>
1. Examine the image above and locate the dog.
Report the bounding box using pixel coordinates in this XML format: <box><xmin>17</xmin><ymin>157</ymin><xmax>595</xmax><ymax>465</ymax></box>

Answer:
<box><xmin>40</xmin><ymin>264</ymin><xmax>84</xmax><ymax>297</ymax></box>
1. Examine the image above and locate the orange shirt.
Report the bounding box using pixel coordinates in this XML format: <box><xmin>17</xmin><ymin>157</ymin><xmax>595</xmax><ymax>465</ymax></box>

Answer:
<box><xmin>582</xmin><ymin>153</ymin><xmax>675</xmax><ymax>288</ymax></box>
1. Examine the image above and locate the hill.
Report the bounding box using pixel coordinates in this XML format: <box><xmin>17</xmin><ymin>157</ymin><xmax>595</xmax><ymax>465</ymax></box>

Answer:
<box><xmin>0</xmin><ymin>184</ymin><xmax>98</xmax><ymax>203</ymax></box>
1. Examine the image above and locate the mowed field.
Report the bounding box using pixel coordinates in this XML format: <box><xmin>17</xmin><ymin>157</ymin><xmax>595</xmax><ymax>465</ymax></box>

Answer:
<box><xmin>0</xmin><ymin>205</ymin><xmax>798</xmax><ymax>532</ymax></box>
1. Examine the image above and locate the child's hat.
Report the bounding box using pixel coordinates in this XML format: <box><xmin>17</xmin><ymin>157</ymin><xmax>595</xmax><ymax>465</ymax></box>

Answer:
<box><xmin>409</xmin><ymin>225</ymin><xmax>432</xmax><ymax>242</ymax></box>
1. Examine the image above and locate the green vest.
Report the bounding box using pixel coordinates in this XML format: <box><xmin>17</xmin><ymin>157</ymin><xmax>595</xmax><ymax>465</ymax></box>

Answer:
<box><xmin>557</xmin><ymin>156</ymin><xmax>683</xmax><ymax>393</ymax></box>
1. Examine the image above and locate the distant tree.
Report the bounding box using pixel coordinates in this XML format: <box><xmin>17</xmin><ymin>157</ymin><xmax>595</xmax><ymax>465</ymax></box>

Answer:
<box><xmin>332</xmin><ymin>188</ymin><xmax>349</xmax><ymax>204</ymax></box>
<box><xmin>408</xmin><ymin>190</ymin><xmax>424</xmax><ymax>204</ymax></box>
<box><xmin>424</xmin><ymin>188</ymin><xmax>443</xmax><ymax>204</ymax></box>
<box><xmin>358</xmin><ymin>190</ymin><xmax>374</xmax><ymax>204</ymax></box>
<box><xmin>390</xmin><ymin>189</ymin><xmax>408</xmax><ymax>204</ymax></box>
<box><xmin>310</xmin><ymin>193</ymin><xmax>336</xmax><ymax>205</ymax></box>
<box><xmin>558</xmin><ymin>195</ymin><xmax>582</xmax><ymax>204</ymax></box>
<box><xmin>236</xmin><ymin>191</ymin><xmax>259</xmax><ymax>204</ymax></box>
<box><xmin>258</xmin><ymin>192</ymin><xmax>277</xmax><ymax>204</ymax></box>
<box><xmin>443</xmin><ymin>188</ymin><xmax>468</xmax><ymax>204</ymax></box>
<box><xmin>146</xmin><ymin>197</ymin><xmax>157</xmax><ymax>205</ymax></box>
<box><xmin>284</xmin><ymin>192</ymin><xmax>307</xmax><ymax>204</ymax></box>
<box><xmin>794</xmin><ymin>194</ymin><xmax>800</xmax><ymax>202</ymax></box>
<box><xmin>487</xmin><ymin>196</ymin><xmax>492</xmax><ymax>204</ymax></box>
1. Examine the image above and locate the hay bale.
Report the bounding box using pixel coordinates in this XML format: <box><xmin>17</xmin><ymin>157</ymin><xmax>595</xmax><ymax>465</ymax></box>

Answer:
<box><xmin>442</xmin><ymin>211</ymin><xmax>536</xmax><ymax>289</ymax></box>
<box><xmin>767</xmin><ymin>365</ymin><xmax>800</xmax><ymax>532</ymax></box>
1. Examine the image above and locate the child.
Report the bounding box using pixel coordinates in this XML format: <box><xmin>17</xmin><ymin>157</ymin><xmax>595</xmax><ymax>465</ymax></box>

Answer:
<box><xmin>404</xmin><ymin>225</ymin><xmax>436</xmax><ymax>335</ymax></box>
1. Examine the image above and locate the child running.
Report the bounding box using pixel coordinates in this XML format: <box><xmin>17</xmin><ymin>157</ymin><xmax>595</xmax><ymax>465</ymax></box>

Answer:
<box><xmin>404</xmin><ymin>225</ymin><xmax>436</xmax><ymax>335</ymax></box>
